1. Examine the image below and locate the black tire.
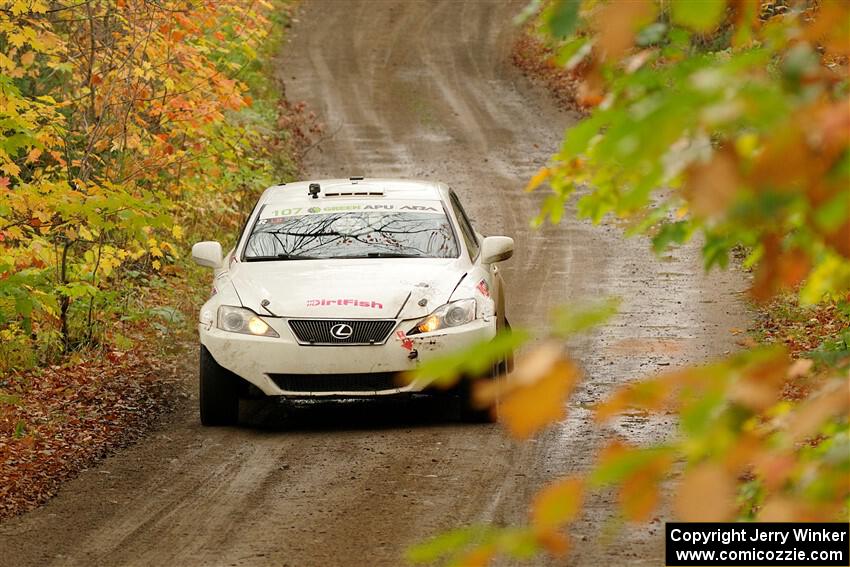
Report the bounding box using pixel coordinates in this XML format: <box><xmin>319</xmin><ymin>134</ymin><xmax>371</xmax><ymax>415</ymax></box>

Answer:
<box><xmin>199</xmin><ymin>345</ymin><xmax>240</xmax><ymax>426</ymax></box>
<box><xmin>503</xmin><ymin>318</ymin><xmax>515</xmax><ymax>373</ymax></box>
<box><xmin>457</xmin><ymin>378</ymin><xmax>493</xmax><ymax>422</ymax></box>
<box><xmin>457</xmin><ymin>357</ymin><xmax>508</xmax><ymax>423</ymax></box>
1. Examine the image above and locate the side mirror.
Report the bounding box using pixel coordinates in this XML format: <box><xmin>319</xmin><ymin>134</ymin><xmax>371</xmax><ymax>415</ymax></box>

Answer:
<box><xmin>192</xmin><ymin>241</ymin><xmax>223</xmax><ymax>269</ymax></box>
<box><xmin>481</xmin><ymin>236</ymin><xmax>514</xmax><ymax>264</ymax></box>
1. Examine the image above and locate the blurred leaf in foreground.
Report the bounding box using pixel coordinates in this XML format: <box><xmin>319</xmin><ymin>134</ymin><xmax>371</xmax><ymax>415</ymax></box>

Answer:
<box><xmin>475</xmin><ymin>341</ymin><xmax>580</xmax><ymax>438</ymax></box>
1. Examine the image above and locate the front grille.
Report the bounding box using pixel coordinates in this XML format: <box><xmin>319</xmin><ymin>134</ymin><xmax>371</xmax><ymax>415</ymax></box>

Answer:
<box><xmin>288</xmin><ymin>319</ymin><xmax>396</xmax><ymax>345</ymax></box>
<box><xmin>269</xmin><ymin>372</ymin><xmax>401</xmax><ymax>392</ymax></box>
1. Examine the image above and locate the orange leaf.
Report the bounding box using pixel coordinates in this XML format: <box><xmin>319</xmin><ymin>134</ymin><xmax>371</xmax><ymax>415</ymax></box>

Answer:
<box><xmin>751</xmin><ymin>234</ymin><xmax>811</xmax><ymax>302</ymax></box>
<box><xmin>824</xmin><ymin>220</ymin><xmax>850</xmax><ymax>258</ymax></box>
<box><xmin>674</xmin><ymin>463</ymin><xmax>735</xmax><ymax>522</ymax></box>
<box><xmin>497</xmin><ymin>361</ymin><xmax>577</xmax><ymax>438</ymax></box>
<box><xmin>576</xmin><ymin>60</ymin><xmax>605</xmax><ymax>107</ymax></box>
<box><xmin>786</xmin><ymin>378</ymin><xmax>850</xmax><ymax>443</ymax></box>
<box><xmin>722</xmin><ymin>432</ymin><xmax>763</xmax><ymax>474</ymax></box>
<box><xmin>535</xmin><ymin>529</ymin><xmax>570</xmax><ymax>557</ymax></box>
<box><xmin>758</xmin><ymin>497</ymin><xmax>800</xmax><ymax>522</ymax></box>
<box><xmin>619</xmin><ymin>450</ymin><xmax>673</xmax><ymax>522</ymax></box>
<box><xmin>753</xmin><ymin>452</ymin><xmax>796</xmax><ymax>491</ymax></box>
<box><xmin>685</xmin><ymin>147</ymin><xmax>741</xmax><ymax>217</ymax></box>
<box><xmin>456</xmin><ymin>545</ymin><xmax>495</xmax><ymax>567</ymax></box>
<box><xmin>531</xmin><ymin>476</ymin><xmax>584</xmax><ymax>529</ymax></box>
<box><xmin>479</xmin><ymin>342</ymin><xmax>580</xmax><ymax>439</ymax></box>
<box><xmin>594</xmin><ymin>0</ymin><xmax>656</xmax><ymax>61</ymax></box>
<box><xmin>594</xmin><ymin>372</ymin><xmax>683</xmax><ymax>422</ymax></box>
<box><xmin>25</xmin><ymin>148</ymin><xmax>42</xmax><ymax>164</ymax></box>
<box><xmin>786</xmin><ymin>358</ymin><xmax>813</xmax><ymax>379</ymax></box>
<box><xmin>727</xmin><ymin>348</ymin><xmax>790</xmax><ymax>411</ymax></box>
<box><xmin>620</xmin><ymin>473</ymin><xmax>660</xmax><ymax>522</ymax></box>
<box><xmin>804</xmin><ymin>0</ymin><xmax>850</xmax><ymax>55</ymax></box>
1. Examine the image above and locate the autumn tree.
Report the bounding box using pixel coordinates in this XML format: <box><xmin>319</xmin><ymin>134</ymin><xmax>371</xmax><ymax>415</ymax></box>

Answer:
<box><xmin>0</xmin><ymin>0</ymin><xmax>286</xmax><ymax>369</ymax></box>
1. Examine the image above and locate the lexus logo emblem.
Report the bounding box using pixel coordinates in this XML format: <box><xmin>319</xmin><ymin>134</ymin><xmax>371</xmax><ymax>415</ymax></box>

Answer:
<box><xmin>330</xmin><ymin>323</ymin><xmax>353</xmax><ymax>339</ymax></box>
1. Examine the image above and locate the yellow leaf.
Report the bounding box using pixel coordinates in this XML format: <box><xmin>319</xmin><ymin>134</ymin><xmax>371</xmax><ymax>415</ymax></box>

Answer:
<box><xmin>735</xmin><ymin>132</ymin><xmax>759</xmax><ymax>158</ymax></box>
<box><xmin>524</xmin><ymin>167</ymin><xmax>551</xmax><ymax>192</ymax></box>
<box><xmin>531</xmin><ymin>476</ymin><xmax>584</xmax><ymax>529</ymax></box>
<box><xmin>1</xmin><ymin>162</ymin><xmax>21</xmax><ymax>177</ymax></box>
<box><xmin>152</xmin><ymin>259</ymin><xmax>161</xmax><ymax>270</ymax></box>
<box><xmin>171</xmin><ymin>224</ymin><xmax>184</xmax><ymax>240</ymax></box>
<box><xmin>8</xmin><ymin>31</ymin><xmax>26</xmax><ymax>47</ymax></box>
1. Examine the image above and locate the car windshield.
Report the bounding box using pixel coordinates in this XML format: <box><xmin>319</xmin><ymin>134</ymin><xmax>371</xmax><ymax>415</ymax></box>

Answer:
<box><xmin>243</xmin><ymin>203</ymin><xmax>459</xmax><ymax>260</ymax></box>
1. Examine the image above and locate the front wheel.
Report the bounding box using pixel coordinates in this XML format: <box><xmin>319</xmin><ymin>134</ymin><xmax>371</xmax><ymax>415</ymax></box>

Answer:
<box><xmin>458</xmin><ymin>356</ymin><xmax>510</xmax><ymax>423</ymax></box>
<box><xmin>199</xmin><ymin>346</ymin><xmax>239</xmax><ymax>426</ymax></box>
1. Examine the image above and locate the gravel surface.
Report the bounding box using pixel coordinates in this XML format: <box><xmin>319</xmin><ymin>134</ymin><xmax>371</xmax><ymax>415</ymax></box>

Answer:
<box><xmin>1</xmin><ymin>1</ymin><xmax>749</xmax><ymax>566</ymax></box>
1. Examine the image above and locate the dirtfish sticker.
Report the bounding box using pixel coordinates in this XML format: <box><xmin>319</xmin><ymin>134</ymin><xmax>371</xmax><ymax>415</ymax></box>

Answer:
<box><xmin>307</xmin><ymin>298</ymin><xmax>384</xmax><ymax>309</ymax></box>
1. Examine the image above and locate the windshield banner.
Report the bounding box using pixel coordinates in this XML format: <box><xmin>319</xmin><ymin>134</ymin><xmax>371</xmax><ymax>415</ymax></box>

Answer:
<box><xmin>261</xmin><ymin>200</ymin><xmax>444</xmax><ymax>219</ymax></box>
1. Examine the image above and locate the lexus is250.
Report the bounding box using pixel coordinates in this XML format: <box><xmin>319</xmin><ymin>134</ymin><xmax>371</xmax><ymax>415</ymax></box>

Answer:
<box><xmin>192</xmin><ymin>177</ymin><xmax>513</xmax><ymax>425</ymax></box>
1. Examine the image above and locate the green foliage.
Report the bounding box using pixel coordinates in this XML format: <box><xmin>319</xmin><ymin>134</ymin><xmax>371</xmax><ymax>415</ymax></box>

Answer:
<box><xmin>530</xmin><ymin>0</ymin><xmax>850</xmax><ymax>306</ymax></box>
<box><xmin>408</xmin><ymin>525</ymin><xmax>539</xmax><ymax>566</ymax></box>
<box><xmin>408</xmin><ymin>328</ymin><xmax>530</xmax><ymax>388</ymax></box>
<box><xmin>670</xmin><ymin>0</ymin><xmax>726</xmax><ymax>33</ymax></box>
<box><xmin>550</xmin><ymin>297</ymin><xmax>620</xmax><ymax>337</ymax></box>
<box><xmin>545</xmin><ymin>0</ymin><xmax>581</xmax><ymax>38</ymax></box>
<box><xmin>413</xmin><ymin>1</ymin><xmax>850</xmax><ymax>564</ymax></box>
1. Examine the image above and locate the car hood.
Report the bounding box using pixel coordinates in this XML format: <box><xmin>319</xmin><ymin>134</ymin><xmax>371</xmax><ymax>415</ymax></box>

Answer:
<box><xmin>229</xmin><ymin>258</ymin><xmax>466</xmax><ymax>319</ymax></box>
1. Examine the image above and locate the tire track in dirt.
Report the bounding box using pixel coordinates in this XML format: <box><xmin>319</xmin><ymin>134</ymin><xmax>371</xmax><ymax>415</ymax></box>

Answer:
<box><xmin>1</xmin><ymin>1</ymin><xmax>748</xmax><ymax>566</ymax></box>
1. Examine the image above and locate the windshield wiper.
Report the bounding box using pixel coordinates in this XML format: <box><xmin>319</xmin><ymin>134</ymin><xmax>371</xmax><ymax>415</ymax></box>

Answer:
<box><xmin>245</xmin><ymin>253</ymin><xmax>318</xmax><ymax>262</ymax></box>
<box><xmin>334</xmin><ymin>252</ymin><xmax>425</xmax><ymax>259</ymax></box>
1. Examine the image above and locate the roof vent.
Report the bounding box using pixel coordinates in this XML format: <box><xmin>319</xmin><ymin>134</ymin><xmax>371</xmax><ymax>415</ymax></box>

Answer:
<box><xmin>308</xmin><ymin>183</ymin><xmax>321</xmax><ymax>199</ymax></box>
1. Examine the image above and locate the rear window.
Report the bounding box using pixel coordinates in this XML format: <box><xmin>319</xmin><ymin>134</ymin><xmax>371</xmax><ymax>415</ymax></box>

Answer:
<box><xmin>243</xmin><ymin>200</ymin><xmax>459</xmax><ymax>261</ymax></box>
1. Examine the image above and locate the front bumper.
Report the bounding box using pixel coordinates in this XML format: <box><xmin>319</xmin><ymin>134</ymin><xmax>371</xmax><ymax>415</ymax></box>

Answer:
<box><xmin>199</xmin><ymin>316</ymin><xmax>496</xmax><ymax>396</ymax></box>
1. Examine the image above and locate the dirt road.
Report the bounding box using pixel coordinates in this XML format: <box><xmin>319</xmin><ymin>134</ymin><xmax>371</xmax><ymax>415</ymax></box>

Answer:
<box><xmin>1</xmin><ymin>1</ymin><xmax>749</xmax><ymax>566</ymax></box>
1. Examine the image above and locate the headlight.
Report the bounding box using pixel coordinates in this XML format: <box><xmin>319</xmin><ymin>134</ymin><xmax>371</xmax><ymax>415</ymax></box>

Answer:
<box><xmin>216</xmin><ymin>305</ymin><xmax>279</xmax><ymax>337</ymax></box>
<box><xmin>408</xmin><ymin>299</ymin><xmax>476</xmax><ymax>335</ymax></box>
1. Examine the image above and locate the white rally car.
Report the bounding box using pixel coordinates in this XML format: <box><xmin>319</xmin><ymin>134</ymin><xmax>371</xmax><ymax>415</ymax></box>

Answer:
<box><xmin>191</xmin><ymin>178</ymin><xmax>513</xmax><ymax>425</ymax></box>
